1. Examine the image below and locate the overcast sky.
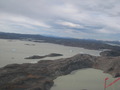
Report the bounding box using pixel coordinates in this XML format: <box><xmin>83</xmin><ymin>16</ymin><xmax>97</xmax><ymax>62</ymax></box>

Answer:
<box><xmin>0</xmin><ymin>0</ymin><xmax>120</xmax><ymax>40</ymax></box>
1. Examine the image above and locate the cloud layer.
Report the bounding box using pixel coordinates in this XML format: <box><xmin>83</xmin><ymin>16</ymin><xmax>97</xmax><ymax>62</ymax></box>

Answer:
<box><xmin>0</xmin><ymin>0</ymin><xmax>120</xmax><ymax>40</ymax></box>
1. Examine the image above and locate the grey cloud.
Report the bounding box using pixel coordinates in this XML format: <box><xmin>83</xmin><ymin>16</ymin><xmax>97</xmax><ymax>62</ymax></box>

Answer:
<box><xmin>0</xmin><ymin>0</ymin><xmax>120</xmax><ymax>40</ymax></box>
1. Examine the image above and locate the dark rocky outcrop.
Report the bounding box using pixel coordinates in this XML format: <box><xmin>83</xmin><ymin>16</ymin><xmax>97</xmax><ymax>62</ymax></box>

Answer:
<box><xmin>45</xmin><ymin>53</ymin><xmax>63</xmax><ymax>57</ymax></box>
<box><xmin>25</xmin><ymin>55</ymin><xmax>45</xmax><ymax>59</ymax></box>
<box><xmin>93</xmin><ymin>56</ymin><xmax>120</xmax><ymax>77</ymax></box>
<box><xmin>100</xmin><ymin>50</ymin><xmax>120</xmax><ymax>57</ymax></box>
<box><xmin>0</xmin><ymin>54</ymin><xmax>120</xmax><ymax>90</ymax></box>
<box><xmin>25</xmin><ymin>53</ymin><xmax>63</xmax><ymax>59</ymax></box>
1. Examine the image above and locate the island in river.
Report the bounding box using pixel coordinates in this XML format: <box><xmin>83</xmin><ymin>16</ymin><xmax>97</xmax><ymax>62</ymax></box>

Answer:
<box><xmin>25</xmin><ymin>53</ymin><xmax>63</xmax><ymax>59</ymax></box>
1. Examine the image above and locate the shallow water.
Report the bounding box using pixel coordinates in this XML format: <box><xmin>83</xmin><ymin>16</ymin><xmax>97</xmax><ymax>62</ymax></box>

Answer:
<box><xmin>51</xmin><ymin>68</ymin><xmax>120</xmax><ymax>90</ymax></box>
<box><xmin>0</xmin><ymin>39</ymin><xmax>101</xmax><ymax>67</ymax></box>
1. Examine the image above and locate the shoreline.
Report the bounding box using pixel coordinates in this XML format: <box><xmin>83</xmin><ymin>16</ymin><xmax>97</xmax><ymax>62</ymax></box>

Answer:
<box><xmin>0</xmin><ymin>54</ymin><xmax>120</xmax><ymax>90</ymax></box>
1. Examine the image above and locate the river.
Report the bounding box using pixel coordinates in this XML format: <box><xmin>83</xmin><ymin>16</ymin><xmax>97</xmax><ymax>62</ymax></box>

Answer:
<box><xmin>0</xmin><ymin>39</ymin><xmax>101</xmax><ymax>67</ymax></box>
<box><xmin>51</xmin><ymin>68</ymin><xmax>120</xmax><ymax>90</ymax></box>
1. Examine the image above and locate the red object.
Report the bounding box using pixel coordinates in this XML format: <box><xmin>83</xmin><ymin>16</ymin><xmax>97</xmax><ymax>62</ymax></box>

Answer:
<box><xmin>104</xmin><ymin>77</ymin><xmax>120</xmax><ymax>88</ymax></box>
<box><xmin>104</xmin><ymin>78</ymin><xmax>108</xmax><ymax>88</ymax></box>
<box><xmin>105</xmin><ymin>77</ymin><xmax>109</xmax><ymax>81</ymax></box>
<box><xmin>106</xmin><ymin>78</ymin><xmax>120</xmax><ymax>88</ymax></box>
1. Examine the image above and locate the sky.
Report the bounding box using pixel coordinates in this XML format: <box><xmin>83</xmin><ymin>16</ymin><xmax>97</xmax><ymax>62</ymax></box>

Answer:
<box><xmin>0</xmin><ymin>0</ymin><xmax>120</xmax><ymax>41</ymax></box>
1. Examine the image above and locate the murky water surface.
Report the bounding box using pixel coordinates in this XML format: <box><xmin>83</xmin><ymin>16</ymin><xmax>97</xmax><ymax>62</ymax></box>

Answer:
<box><xmin>0</xmin><ymin>39</ymin><xmax>101</xmax><ymax>67</ymax></box>
<box><xmin>51</xmin><ymin>69</ymin><xmax>120</xmax><ymax>90</ymax></box>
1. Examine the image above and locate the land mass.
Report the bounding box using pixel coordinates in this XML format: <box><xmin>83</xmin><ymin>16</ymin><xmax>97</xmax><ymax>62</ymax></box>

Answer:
<box><xmin>0</xmin><ymin>32</ymin><xmax>120</xmax><ymax>51</ymax></box>
<box><xmin>0</xmin><ymin>52</ymin><xmax>120</xmax><ymax>90</ymax></box>
<box><xmin>25</xmin><ymin>53</ymin><xmax>63</xmax><ymax>59</ymax></box>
